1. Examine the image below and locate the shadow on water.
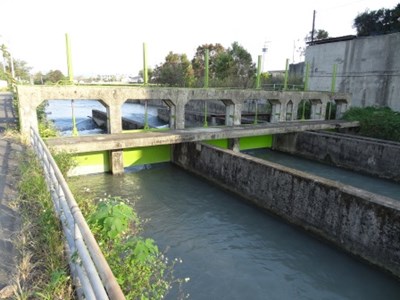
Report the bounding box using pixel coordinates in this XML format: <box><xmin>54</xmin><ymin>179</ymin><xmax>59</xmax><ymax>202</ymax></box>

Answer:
<box><xmin>70</xmin><ymin>163</ymin><xmax>400</xmax><ymax>300</ymax></box>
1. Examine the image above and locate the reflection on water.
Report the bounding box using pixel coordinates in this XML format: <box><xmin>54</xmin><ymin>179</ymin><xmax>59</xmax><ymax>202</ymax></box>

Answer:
<box><xmin>70</xmin><ymin>164</ymin><xmax>400</xmax><ymax>300</ymax></box>
<box><xmin>246</xmin><ymin>149</ymin><xmax>400</xmax><ymax>201</ymax></box>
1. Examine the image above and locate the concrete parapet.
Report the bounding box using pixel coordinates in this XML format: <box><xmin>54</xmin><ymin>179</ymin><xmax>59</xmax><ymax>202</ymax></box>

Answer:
<box><xmin>172</xmin><ymin>142</ymin><xmax>400</xmax><ymax>278</ymax></box>
<box><xmin>17</xmin><ymin>85</ymin><xmax>351</xmax><ymax>137</ymax></box>
<box><xmin>273</xmin><ymin>131</ymin><xmax>400</xmax><ymax>183</ymax></box>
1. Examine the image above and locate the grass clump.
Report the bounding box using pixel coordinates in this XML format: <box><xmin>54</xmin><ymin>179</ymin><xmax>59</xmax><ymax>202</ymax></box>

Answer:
<box><xmin>14</xmin><ymin>150</ymin><xmax>74</xmax><ymax>299</ymax></box>
<box><xmin>342</xmin><ymin>106</ymin><xmax>400</xmax><ymax>142</ymax></box>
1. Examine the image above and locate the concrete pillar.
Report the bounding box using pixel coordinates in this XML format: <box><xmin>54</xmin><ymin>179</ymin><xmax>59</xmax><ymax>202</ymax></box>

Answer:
<box><xmin>285</xmin><ymin>100</ymin><xmax>294</xmax><ymax>121</ymax></box>
<box><xmin>17</xmin><ymin>87</ymin><xmax>43</xmax><ymax>137</ymax></box>
<box><xmin>174</xmin><ymin>101</ymin><xmax>186</xmax><ymax>129</ymax></box>
<box><xmin>228</xmin><ymin>138</ymin><xmax>240</xmax><ymax>152</ymax></box>
<box><xmin>335</xmin><ymin>99</ymin><xmax>348</xmax><ymax>119</ymax></box>
<box><xmin>269</xmin><ymin>100</ymin><xmax>281</xmax><ymax>123</ymax></box>
<box><xmin>310</xmin><ymin>99</ymin><xmax>323</xmax><ymax>120</ymax></box>
<box><xmin>223</xmin><ymin>100</ymin><xmax>242</xmax><ymax>126</ymax></box>
<box><xmin>106</xmin><ymin>103</ymin><xmax>122</xmax><ymax>134</ymax></box>
<box><xmin>110</xmin><ymin>150</ymin><xmax>124</xmax><ymax>175</ymax></box>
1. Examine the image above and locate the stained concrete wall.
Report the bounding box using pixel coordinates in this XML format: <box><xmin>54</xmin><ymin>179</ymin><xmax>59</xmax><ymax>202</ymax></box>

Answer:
<box><xmin>172</xmin><ymin>142</ymin><xmax>400</xmax><ymax>277</ymax></box>
<box><xmin>305</xmin><ymin>32</ymin><xmax>400</xmax><ymax>111</ymax></box>
<box><xmin>273</xmin><ymin>131</ymin><xmax>400</xmax><ymax>183</ymax></box>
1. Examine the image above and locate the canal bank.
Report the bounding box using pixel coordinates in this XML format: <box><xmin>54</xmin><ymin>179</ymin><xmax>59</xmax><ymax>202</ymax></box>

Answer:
<box><xmin>172</xmin><ymin>142</ymin><xmax>400</xmax><ymax>278</ymax></box>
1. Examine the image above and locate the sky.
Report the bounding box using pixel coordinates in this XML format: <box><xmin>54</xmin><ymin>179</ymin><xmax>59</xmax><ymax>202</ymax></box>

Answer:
<box><xmin>1</xmin><ymin>0</ymin><xmax>399</xmax><ymax>77</ymax></box>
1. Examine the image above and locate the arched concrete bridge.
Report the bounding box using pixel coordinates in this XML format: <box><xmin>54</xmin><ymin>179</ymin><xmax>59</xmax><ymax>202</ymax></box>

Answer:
<box><xmin>17</xmin><ymin>85</ymin><xmax>357</xmax><ymax>174</ymax></box>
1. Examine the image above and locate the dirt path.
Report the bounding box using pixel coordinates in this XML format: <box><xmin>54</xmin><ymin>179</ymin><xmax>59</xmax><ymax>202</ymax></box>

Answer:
<box><xmin>0</xmin><ymin>92</ymin><xmax>21</xmax><ymax>293</ymax></box>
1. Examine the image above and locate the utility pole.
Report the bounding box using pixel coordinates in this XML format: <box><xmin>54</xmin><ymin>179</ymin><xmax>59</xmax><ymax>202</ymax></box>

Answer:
<box><xmin>311</xmin><ymin>10</ymin><xmax>316</xmax><ymax>44</ymax></box>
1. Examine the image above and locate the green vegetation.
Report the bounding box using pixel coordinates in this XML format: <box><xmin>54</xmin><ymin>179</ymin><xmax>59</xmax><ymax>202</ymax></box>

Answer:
<box><xmin>83</xmin><ymin>195</ymin><xmax>184</xmax><ymax>299</ymax></box>
<box><xmin>14</xmin><ymin>150</ymin><xmax>74</xmax><ymax>299</ymax></box>
<box><xmin>354</xmin><ymin>3</ymin><xmax>400</xmax><ymax>36</ymax></box>
<box><xmin>342</xmin><ymin>106</ymin><xmax>400</xmax><ymax>142</ymax></box>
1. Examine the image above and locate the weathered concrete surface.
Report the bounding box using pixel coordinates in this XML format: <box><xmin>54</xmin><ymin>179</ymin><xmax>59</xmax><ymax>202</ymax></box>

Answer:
<box><xmin>92</xmin><ymin>109</ymin><xmax>149</xmax><ymax>130</ymax></box>
<box><xmin>0</xmin><ymin>93</ymin><xmax>21</xmax><ymax>290</ymax></box>
<box><xmin>306</xmin><ymin>32</ymin><xmax>400</xmax><ymax>111</ymax></box>
<box><xmin>45</xmin><ymin>120</ymin><xmax>359</xmax><ymax>153</ymax></box>
<box><xmin>172</xmin><ymin>142</ymin><xmax>400</xmax><ymax>277</ymax></box>
<box><xmin>17</xmin><ymin>85</ymin><xmax>351</xmax><ymax>137</ymax></box>
<box><xmin>273</xmin><ymin>131</ymin><xmax>400</xmax><ymax>182</ymax></box>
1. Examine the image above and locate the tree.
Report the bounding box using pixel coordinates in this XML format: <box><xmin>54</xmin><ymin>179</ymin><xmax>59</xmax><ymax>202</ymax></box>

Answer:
<box><xmin>44</xmin><ymin>70</ymin><xmax>66</xmax><ymax>84</ymax></box>
<box><xmin>153</xmin><ymin>52</ymin><xmax>194</xmax><ymax>87</ymax></box>
<box><xmin>138</xmin><ymin>68</ymin><xmax>154</xmax><ymax>82</ymax></box>
<box><xmin>305</xmin><ymin>29</ymin><xmax>329</xmax><ymax>42</ymax></box>
<box><xmin>1</xmin><ymin>43</ymin><xmax>32</xmax><ymax>83</ymax></box>
<box><xmin>214</xmin><ymin>42</ymin><xmax>256</xmax><ymax>88</ymax></box>
<box><xmin>354</xmin><ymin>4</ymin><xmax>400</xmax><ymax>36</ymax></box>
<box><xmin>191</xmin><ymin>43</ymin><xmax>225</xmax><ymax>81</ymax></box>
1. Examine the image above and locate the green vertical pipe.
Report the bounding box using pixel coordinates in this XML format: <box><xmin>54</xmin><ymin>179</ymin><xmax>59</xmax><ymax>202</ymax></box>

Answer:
<box><xmin>65</xmin><ymin>33</ymin><xmax>73</xmax><ymax>84</ymax></box>
<box><xmin>283</xmin><ymin>58</ymin><xmax>289</xmax><ymax>91</ymax></box>
<box><xmin>256</xmin><ymin>55</ymin><xmax>262</xmax><ymax>89</ymax></box>
<box><xmin>204</xmin><ymin>49</ymin><xmax>209</xmax><ymax>88</ymax></box>
<box><xmin>144</xmin><ymin>100</ymin><xmax>149</xmax><ymax>130</ymax></box>
<box><xmin>143</xmin><ymin>43</ymin><xmax>148</xmax><ymax>85</ymax></box>
<box><xmin>331</xmin><ymin>64</ymin><xmax>337</xmax><ymax>93</ymax></box>
<box><xmin>203</xmin><ymin>101</ymin><xmax>208</xmax><ymax>127</ymax></box>
<box><xmin>304</xmin><ymin>62</ymin><xmax>310</xmax><ymax>91</ymax></box>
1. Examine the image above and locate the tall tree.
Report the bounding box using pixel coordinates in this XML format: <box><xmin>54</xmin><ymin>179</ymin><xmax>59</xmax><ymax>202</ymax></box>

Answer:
<box><xmin>354</xmin><ymin>4</ymin><xmax>400</xmax><ymax>36</ymax></box>
<box><xmin>214</xmin><ymin>42</ymin><xmax>256</xmax><ymax>88</ymax></box>
<box><xmin>191</xmin><ymin>43</ymin><xmax>225</xmax><ymax>79</ymax></box>
<box><xmin>153</xmin><ymin>52</ymin><xmax>194</xmax><ymax>87</ymax></box>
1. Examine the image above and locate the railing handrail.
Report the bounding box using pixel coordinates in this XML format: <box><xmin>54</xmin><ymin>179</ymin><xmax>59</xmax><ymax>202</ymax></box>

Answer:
<box><xmin>30</xmin><ymin>127</ymin><xmax>125</xmax><ymax>300</ymax></box>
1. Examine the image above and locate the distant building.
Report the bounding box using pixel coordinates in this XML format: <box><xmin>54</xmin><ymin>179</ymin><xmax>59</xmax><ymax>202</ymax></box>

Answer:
<box><xmin>305</xmin><ymin>33</ymin><xmax>400</xmax><ymax>111</ymax></box>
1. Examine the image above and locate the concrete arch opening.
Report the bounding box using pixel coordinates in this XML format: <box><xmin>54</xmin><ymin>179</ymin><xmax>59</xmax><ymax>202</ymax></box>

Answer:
<box><xmin>37</xmin><ymin>99</ymin><xmax>108</xmax><ymax>137</ymax></box>
<box><xmin>121</xmin><ymin>99</ymin><xmax>168</xmax><ymax>130</ymax></box>
<box><xmin>242</xmin><ymin>99</ymin><xmax>271</xmax><ymax>124</ymax></box>
<box><xmin>184</xmin><ymin>100</ymin><xmax>226</xmax><ymax>128</ymax></box>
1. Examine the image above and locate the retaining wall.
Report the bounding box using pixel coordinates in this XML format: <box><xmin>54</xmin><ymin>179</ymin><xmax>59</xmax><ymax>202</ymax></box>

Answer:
<box><xmin>172</xmin><ymin>142</ymin><xmax>400</xmax><ymax>277</ymax></box>
<box><xmin>273</xmin><ymin>131</ymin><xmax>400</xmax><ymax>182</ymax></box>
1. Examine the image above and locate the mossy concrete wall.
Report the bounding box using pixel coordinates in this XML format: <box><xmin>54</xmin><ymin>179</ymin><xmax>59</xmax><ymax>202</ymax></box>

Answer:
<box><xmin>172</xmin><ymin>142</ymin><xmax>400</xmax><ymax>277</ymax></box>
<box><xmin>273</xmin><ymin>131</ymin><xmax>400</xmax><ymax>182</ymax></box>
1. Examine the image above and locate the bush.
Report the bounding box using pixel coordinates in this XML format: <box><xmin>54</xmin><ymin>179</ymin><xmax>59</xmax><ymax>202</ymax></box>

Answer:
<box><xmin>342</xmin><ymin>106</ymin><xmax>400</xmax><ymax>142</ymax></box>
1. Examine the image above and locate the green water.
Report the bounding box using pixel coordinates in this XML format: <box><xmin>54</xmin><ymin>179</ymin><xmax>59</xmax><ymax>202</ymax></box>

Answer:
<box><xmin>70</xmin><ymin>162</ymin><xmax>400</xmax><ymax>299</ymax></box>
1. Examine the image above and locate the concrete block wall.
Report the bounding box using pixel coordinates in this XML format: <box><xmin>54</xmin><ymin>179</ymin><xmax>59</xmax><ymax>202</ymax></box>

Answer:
<box><xmin>306</xmin><ymin>32</ymin><xmax>400</xmax><ymax>111</ymax></box>
<box><xmin>172</xmin><ymin>142</ymin><xmax>400</xmax><ymax>278</ymax></box>
<box><xmin>273</xmin><ymin>131</ymin><xmax>400</xmax><ymax>182</ymax></box>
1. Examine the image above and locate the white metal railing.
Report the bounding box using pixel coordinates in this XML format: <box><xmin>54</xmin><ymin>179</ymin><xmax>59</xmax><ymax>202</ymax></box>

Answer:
<box><xmin>30</xmin><ymin>127</ymin><xmax>125</xmax><ymax>300</ymax></box>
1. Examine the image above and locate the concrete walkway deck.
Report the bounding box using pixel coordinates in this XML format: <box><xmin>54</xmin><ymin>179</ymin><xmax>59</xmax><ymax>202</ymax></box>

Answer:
<box><xmin>0</xmin><ymin>92</ymin><xmax>21</xmax><ymax>293</ymax></box>
<box><xmin>46</xmin><ymin>120</ymin><xmax>360</xmax><ymax>153</ymax></box>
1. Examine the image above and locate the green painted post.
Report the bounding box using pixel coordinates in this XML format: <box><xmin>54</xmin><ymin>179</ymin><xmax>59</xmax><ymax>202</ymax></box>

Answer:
<box><xmin>328</xmin><ymin>64</ymin><xmax>337</xmax><ymax>120</ymax></box>
<box><xmin>143</xmin><ymin>43</ymin><xmax>148</xmax><ymax>85</ymax></box>
<box><xmin>256</xmin><ymin>55</ymin><xmax>262</xmax><ymax>89</ymax></box>
<box><xmin>65</xmin><ymin>33</ymin><xmax>73</xmax><ymax>84</ymax></box>
<box><xmin>204</xmin><ymin>49</ymin><xmax>209</xmax><ymax>88</ymax></box>
<box><xmin>283</xmin><ymin>58</ymin><xmax>289</xmax><ymax>91</ymax></box>
<box><xmin>302</xmin><ymin>63</ymin><xmax>310</xmax><ymax>120</ymax></box>
<box><xmin>144</xmin><ymin>100</ymin><xmax>149</xmax><ymax>130</ymax></box>
<box><xmin>304</xmin><ymin>62</ymin><xmax>310</xmax><ymax>91</ymax></box>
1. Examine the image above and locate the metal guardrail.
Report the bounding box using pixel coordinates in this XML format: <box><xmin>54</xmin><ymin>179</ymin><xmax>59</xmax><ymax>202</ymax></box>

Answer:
<box><xmin>30</xmin><ymin>127</ymin><xmax>125</xmax><ymax>300</ymax></box>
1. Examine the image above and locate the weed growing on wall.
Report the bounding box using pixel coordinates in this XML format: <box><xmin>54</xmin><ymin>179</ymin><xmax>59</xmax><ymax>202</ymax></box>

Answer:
<box><xmin>343</xmin><ymin>106</ymin><xmax>400</xmax><ymax>142</ymax></box>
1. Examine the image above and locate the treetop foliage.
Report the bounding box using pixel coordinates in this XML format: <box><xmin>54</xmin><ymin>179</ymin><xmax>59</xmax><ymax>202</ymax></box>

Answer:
<box><xmin>354</xmin><ymin>3</ymin><xmax>400</xmax><ymax>36</ymax></box>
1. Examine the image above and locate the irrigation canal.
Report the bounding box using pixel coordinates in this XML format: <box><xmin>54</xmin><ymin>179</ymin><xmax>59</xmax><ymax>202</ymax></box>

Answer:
<box><xmin>47</xmin><ymin>100</ymin><xmax>400</xmax><ymax>299</ymax></box>
<box><xmin>69</xmin><ymin>161</ymin><xmax>400</xmax><ymax>300</ymax></box>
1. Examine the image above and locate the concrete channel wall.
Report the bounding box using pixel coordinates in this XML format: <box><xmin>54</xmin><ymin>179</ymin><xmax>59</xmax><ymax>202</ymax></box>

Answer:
<box><xmin>273</xmin><ymin>131</ymin><xmax>400</xmax><ymax>183</ymax></box>
<box><xmin>172</xmin><ymin>142</ymin><xmax>400</xmax><ymax>277</ymax></box>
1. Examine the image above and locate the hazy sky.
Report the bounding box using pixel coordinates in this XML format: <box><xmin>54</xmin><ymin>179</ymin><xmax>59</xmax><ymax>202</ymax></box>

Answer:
<box><xmin>1</xmin><ymin>0</ymin><xmax>399</xmax><ymax>76</ymax></box>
